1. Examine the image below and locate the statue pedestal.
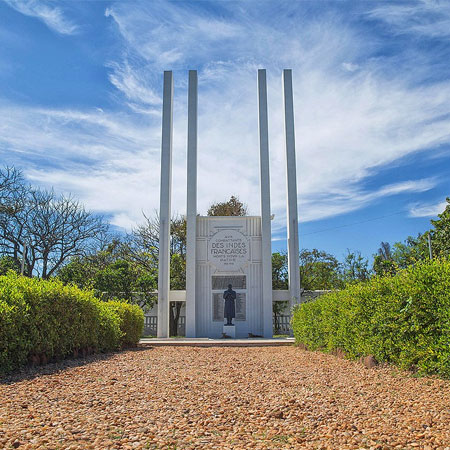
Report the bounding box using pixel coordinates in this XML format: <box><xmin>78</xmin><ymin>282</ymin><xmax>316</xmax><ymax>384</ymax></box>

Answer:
<box><xmin>223</xmin><ymin>325</ymin><xmax>236</xmax><ymax>338</ymax></box>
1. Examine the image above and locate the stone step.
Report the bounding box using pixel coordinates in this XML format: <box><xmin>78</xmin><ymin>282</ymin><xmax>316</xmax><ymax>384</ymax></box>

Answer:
<box><xmin>139</xmin><ymin>338</ymin><xmax>294</xmax><ymax>347</ymax></box>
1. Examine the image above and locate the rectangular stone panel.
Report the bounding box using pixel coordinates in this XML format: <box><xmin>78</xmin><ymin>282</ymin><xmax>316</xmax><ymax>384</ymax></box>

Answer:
<box><xmin>212</xmin><ymin>292</ymin><xmax>246</xmax><ymax>322</ymax></box>
<box><xmin>212</xmin><ymin>275</ymin><xmax>246</xmax><ymax>290</ymax></box>
<box><xmin>251</xmin><ymin>237</ymin><xmax>262</xmax><ymax>261</ymax></box>
<box><xmin>212</xmin><ymin>293</ymin><xmax>223</xmax><ymax>322</ymax></box>
<box><xmin>197</xmin><ymin>239</ymin><xmax>207</xmax><ymax>261</ymax></box>
<box><xmin>235</xmin><ymin>293</ymin><xmax>246</xmax><ymax>321</ymax></box>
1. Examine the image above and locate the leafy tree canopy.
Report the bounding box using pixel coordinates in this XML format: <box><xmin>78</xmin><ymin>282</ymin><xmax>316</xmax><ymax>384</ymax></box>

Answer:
<box><xmin>300</xmin><ymin>249</ymin><xmax>344</xmax><ymax>290</ymax></box>
<box><xmin>272</xmin><ymin>252</ymin><xmax>288</xmax><ymax>290</ymax></box>
<box><xmin>343</xmin><ymin>250</ymin><xmax>371</xmax><ymax>283</ymax></box>
<box><xmin>207</xmin><ymin>195</ymin><xmax>247</xmax><ymax>217</ymax></box>
<box><xmin>372</xmin><ymin>197</ymin><xmax>450</xmax><ymax>274</ymax></box>
<box><xmin>430</xmin><ymin>197</ymin><xmax>450</xmax><ymax>257</ymax></box>
<box><xmin>0</xmin><ymin>255</ymin><xmax>20</xmax><ymax>275</ymax></box>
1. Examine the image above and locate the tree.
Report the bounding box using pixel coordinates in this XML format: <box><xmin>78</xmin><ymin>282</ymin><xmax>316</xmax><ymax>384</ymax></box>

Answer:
<box><xmin>373</xmin><ymin>255</ymin><xmax>398</xmax><ymax>276</ymax></box>
<box><xmin>0</xmin><ymin>167</ymin><xmax>31</xmax><ymax>270</ymax></box>
<box><xmin>125</xmin><ymin>212</ymin><xmax>159</xmax><ymax>270</ymax></box>
<box><xmin>430</xmin><ymin>197</ymin><xmax>450</xmax><ymax>257</ymax></box>
<box><xmin>0</xmin><ymin>255</ymin><xmax>20</xmax><ymax>275</ymax></box>
<box><xmin>273</xmin><ymin>300</ymin><xmax>289</xmax><ymax>334</ymax></box>
<box><xmin>343</xmin><ymin>250</ymin><xmax>371</xmax><ymax>283</ymax></box>
<box><xmin>373</xmin><ymin>241</ymin><xmax>398</xmax><ymax>276</ymax></box>
<box><xmin>94</xmin><ymin>260</ymin><xmax>139</xmax><ymax>301</ymax></box>
<box><xmin>0</xmin><ymin>167</ymin><xmax>27</xmax><ymax>216</ymax></box>
<box><xmin>126</xmin><ymin>213</ymin><xmax>187</xmax><ymax>334</ymax></box>
<box><xmin>299</xmin><ymin>249</ymin><xmax>343</xmax><ymax>290</ymax></box>
<box><xmin>391</xmin><ymin>234</ymin><xmax>429</xmax><ymax>268</ymax></box>
<box><xmin>58</xmin><ymin>241</ymin><xmax>157</xmax><ymax>309</ymax></box>
<box><xmin>170</xmin><ymin>216</ymin><xmax>186</xmax><ymax>257</ymax></box>
<box><xmin>0</xmin><ymin>167</ymin><xmax>108</xmax><ymax>278</ymax></box>
<box><xmin>57</xmin><ymin>255</ymin><xmax>97</xmax><ymax>290</ymax></box>
<box><xmin>383</xmin><ymin>198</ymin><xmax>449</xmax><ymax>270</ymax></box>
<box><xmin>272</xmin><ymin>252</ymin><xmax>288</xmax><ymax>290</ymax></box>
<box><xmin>58</xmin><ymin>239</ymin><xmax>126</xmax><ymax>289</ymax></box>
<box><xmin>28</xmin><ymin>190</ymin><xmax>108</xmax><ymax>278</ymax></box>
<box><xmin>273</xmin><ymin>249</ymin><xmax>344</xmax><ymax>290</ymax></box>
<box><xmin>169</xmin><ymin>253</ymin><xmax>185</xmax><ymax>335</ymax></box>
<box><xmin>125</xmin><ymin>212</ymin><xmax>186</xmax><ymax>274</ymax></box>
<box><xmin>377</xmin><ymin>242</ymin><xmax>392</xmax><ymax>261</ymax></box>
<box><xmin>207</xmin><ymin>195</ymin><xmax>247</xmax><ymax>216</ymax></box>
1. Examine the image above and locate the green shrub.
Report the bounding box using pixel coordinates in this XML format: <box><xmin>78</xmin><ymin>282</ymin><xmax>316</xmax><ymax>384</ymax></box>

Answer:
<box><xmin>104</xmin><ymin>300</ymin><xmax>144</xmax><ymax>347</ymax></box>
<box><xmin>0</xmin><ymin>281</ymin><xmax>31</xmax><ymax>374</ymax></box>
<box><xmin>0</xmin><ymin>272</ymin><xmax>144</xmax><ymax>375</ymax></box>
<box><xmin>293</xmin><ymin>259</ymin><xmax>450</xmax><ymax>378</ymax></box>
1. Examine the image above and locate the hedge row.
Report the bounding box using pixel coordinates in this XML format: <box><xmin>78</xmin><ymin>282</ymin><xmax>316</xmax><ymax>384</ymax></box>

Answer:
<box><xmin>0</xmin><ymin>272</ymin><xmax>144</xmax><ymax>375</ymax></box>
<box><xmin>292</xmin><ymin>259</ymin><xmax>450</xmax><ymax>378</ymax></box>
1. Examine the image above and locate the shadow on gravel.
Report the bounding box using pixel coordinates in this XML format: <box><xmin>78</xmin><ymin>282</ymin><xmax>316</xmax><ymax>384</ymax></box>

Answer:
<box><xmin>0</xmin><ymin>346</ymin><xmax>154</xmax><ymax>385</ymax></box>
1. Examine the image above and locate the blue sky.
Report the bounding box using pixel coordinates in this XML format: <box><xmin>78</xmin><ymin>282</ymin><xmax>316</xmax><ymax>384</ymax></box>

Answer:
<box><xmin>1</xmin><ymin>0</ymin><xmax>449</xmax><ymax>262</ymax></box>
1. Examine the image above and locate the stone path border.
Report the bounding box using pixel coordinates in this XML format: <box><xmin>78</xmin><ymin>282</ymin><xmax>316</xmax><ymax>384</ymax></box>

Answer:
<box><xmin>139</xmin><ymin>337</ymin><xmax>294</xmax><ymax>347</ymax></box>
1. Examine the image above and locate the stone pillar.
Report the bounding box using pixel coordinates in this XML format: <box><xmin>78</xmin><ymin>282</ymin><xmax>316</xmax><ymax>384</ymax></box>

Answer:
<box><xmin>257</xmin><ymin>69</ymin><xmax>273</xmax><ymax>338</ymax></box>
<box><xmin>282</xmin><ymin>69</ymin><xmax>301</xmax><ymax>309</ymax></box>
<box><xmin>185</xmin><ymin>70</ymin><xmax>198</xmax><ymax>338</ymax></box>
<box><xmin>157</xmin><ymin>71</ymin><xmax>173</xmax><ymax>338</ymax></box>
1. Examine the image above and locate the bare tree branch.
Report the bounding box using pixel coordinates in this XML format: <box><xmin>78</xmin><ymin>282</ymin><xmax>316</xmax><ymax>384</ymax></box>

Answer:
<box><xmin>0</xmin><ymin>167</ymin><xmax>109</xmax><ymax>278</ymax></box>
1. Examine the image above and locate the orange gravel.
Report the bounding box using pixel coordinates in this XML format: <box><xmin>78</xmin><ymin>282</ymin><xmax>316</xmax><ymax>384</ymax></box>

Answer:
<box><xmin>1</xmin><ymin>346</ymin><xmax>449</xmax><ymax>449</ymax></box>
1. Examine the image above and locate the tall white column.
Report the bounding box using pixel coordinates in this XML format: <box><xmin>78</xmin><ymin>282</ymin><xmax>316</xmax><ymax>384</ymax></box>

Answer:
<box><xmin>283</xmin><ymin>69</ymin><xmax>301</xmax><ymax>309</ymax></box>
<box><xmin>157</xmin><ymin>71</ymin><xmax>173</xmax><ymax>338</ymax></box>
<box><xmin>258</xmin><ymin>69</ymin><xmax>273</xmax><ymax>338</ymax></box>
<box><xmin>185</xmin><ymin>70</ymin><xmax>198</xmax><ymax>338</ymax></box>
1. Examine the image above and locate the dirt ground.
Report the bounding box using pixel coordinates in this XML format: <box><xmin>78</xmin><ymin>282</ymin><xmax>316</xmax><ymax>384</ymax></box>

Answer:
<box><xmin>1</xmin><ymin>346</ymin><xmax>449</xmax><ymax>449</ymax></box>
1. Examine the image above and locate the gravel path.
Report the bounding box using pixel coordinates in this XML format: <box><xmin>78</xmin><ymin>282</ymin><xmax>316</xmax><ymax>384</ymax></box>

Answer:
<box><xmin>1</xmin><ymin>346</ymin><xmax>449</xmax><ymax>449</ymax></box>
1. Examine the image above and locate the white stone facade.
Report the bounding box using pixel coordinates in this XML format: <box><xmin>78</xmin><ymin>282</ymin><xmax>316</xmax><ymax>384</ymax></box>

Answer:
<box><xmin>194</xmin><ymin>216</ymin><xmax>263</xmax><ymax>338</ymax></box>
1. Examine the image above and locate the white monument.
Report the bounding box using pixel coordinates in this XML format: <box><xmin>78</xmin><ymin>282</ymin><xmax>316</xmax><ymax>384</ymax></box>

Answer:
<box><xmin>157</xmin><ymin>69</ymin><xmax>300</xmax><ymax>338</ymax></box>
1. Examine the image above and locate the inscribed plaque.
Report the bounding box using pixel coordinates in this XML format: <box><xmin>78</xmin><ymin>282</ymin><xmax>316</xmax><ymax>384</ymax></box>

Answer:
<box><xmin>212</xmin><ymin>293</ymin><xmax>223</xmax><ymax>322</ymax></box>
<box><xmin>212</xmin><ymin>292</ymin><xmax>246</xmax><ymax>322</ymax></box>
<box><xmin>235</xmin><ymin>293</ymin><xmax>246</xmax><ymax>321</ymax></box>
<box><xmin>208</xmin><ymin>229</ymin><xmax>249</xmax><ymax>271</ymax></box>
<box><xmin>212</xmin><ymin>275</ymin><xmax>246</xmax><ymax>290</ymax></box>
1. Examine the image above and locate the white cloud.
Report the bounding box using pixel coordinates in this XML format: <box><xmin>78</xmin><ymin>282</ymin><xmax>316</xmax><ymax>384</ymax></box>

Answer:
<box><xmin>1</xmin><ymin>1</ymin><xmax>450</xmax><ymax>234</ymax></box>
<box><xmin>104</xmin><ymin>2</ymin><xmax>243</xmax><ymax>68</ymax></box>
<box><xmin>409</xmin><ymin>200</ymin><xmax>447</xmax><ymax>218</ymax></box>
<box><xmin>342</xmin><ymin>62</ymin><xmax>359</xmax><ymax>72</ymax></box>
<box><xmin>367</xmin><ymin>0</ymin><xmax>450</xmax><ymax>38</ymax></box>
<box><xmin>297</xmin><ymin>179</ymin><xmax>437</xmax><ymax>225</ymax></box>
<box><xmin>108</xmin><ymin>60</ymin><xmax>162</xmax><ymax>106</ymax></box>
<box><xmin>0</xmin><ymin>102</ymin><xmax>164</xmax><ymax>230</ymax></box>
<box><xmin>101</xmin><ymin>1</ymin><xmax>450</xmax><ymax>231</ymax></box>
<box><xmin>4</xmin><ymin>0</ymin><xmax>78</xmax><ymax>35</ymax></box>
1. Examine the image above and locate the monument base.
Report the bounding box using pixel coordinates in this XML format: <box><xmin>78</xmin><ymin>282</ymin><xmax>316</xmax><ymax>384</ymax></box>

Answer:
<box><xmin>222</xmin><ymin>325</ymin><xmax>236</xmax><ymax>339</ymax></box>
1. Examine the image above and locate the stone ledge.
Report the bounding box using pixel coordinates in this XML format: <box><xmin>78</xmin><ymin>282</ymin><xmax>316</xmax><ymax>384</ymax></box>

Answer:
<box><xmin>139</xmin><ymin>338</ymin><xmax>294</xmax><ymax>347</ymax></box>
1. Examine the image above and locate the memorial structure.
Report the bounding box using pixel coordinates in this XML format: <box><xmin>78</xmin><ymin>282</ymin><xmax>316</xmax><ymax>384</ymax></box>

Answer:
<box><xmin>157</xmin><ymin>69</ymin><xmax>300</xmax><ymax>339</ymax></box>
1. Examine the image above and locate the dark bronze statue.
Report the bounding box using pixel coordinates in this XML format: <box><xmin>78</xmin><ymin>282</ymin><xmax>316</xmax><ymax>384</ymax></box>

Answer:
<box><xmin>223</xmin><ymin>284</ymin><xmax>236</xmax><ymax>326</ymax></box>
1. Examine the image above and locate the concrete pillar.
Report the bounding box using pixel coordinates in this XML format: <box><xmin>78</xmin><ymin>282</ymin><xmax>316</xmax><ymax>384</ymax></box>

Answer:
<box><xmin>282</xmin><ymin>69</ymin><xmax>301</xmax><ymax>309</ymax></box>
<box><xmin>185</xmin><ymin>70</ymin><xmax>198</xmax><ymax>337</ymax></box>
<box><xmin>157</xmin><ymin>71</ymin><xmax>173</xmax><ymax>338</ymax></box>
<box><xmin>257</xmin><ymin>69</ymin><xmax>273</xmax><ymax>338</ymax></box>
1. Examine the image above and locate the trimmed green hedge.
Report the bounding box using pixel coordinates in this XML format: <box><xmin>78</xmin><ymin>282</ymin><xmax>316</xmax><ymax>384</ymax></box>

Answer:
<box><xmin>293</xmin><ymin>259</ymin><xmax>450</xmax><ymax>378</ymax></box>
<box><xmin>105</xmin><ymin>300</ymin><xmax>144</xmax><ymax>348</ymax></box>
<box><xmin>0</xmin><ymin>272</ymin><xmax>144</xmax><ymax>375</ymax></box>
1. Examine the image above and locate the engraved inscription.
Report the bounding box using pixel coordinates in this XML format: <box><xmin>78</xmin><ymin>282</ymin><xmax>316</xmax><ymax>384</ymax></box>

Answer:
<box><xmin>208</xmin><ymin>229</ymin><xmax>249</xmax><ymax>271</ymax></box>
<box><xmin>212</xmin><ymin>275</ymin><xmax>246</xmax><ymax>290</ymax></box>
<box><xmin>212</xmin><ymin>292</ymin><xmax>246</xmax><ymax>322</ymax></box>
